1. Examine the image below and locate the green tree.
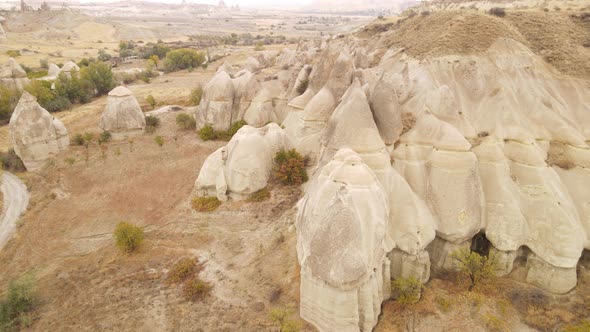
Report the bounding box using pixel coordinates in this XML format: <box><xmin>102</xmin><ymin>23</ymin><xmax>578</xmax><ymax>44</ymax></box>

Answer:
<box><xmin>452</xmin><ymin>248</ymin><xmax>498</xmax><ymax>291</ymax></box>
<box><xmin>189</xmin><ymin>85</ymin><xmax>203</xmax><ymax>106</ymax></box>
<box><xmin>25</xmin><ymin>80</ymin><xmax>71</xmax><ymax>112</ymax></box>
<box><xmin>54</xmin><ymin>72</ymin><xmax>94</xmax><ymax>104</ymax></box>
<box><xmin>149</xmin><ymin>54</ymin><xmax>159</xmax><ymax>68</ymax></box>
<box><xmin>80</xmin><ymin>61</ymin><xmax>115</xmax><ymax>96</ymax></box>
<box><xmin>163</xmin><ymin>48</ymin><xmax>206</xmax><ymax>72</ymax></box>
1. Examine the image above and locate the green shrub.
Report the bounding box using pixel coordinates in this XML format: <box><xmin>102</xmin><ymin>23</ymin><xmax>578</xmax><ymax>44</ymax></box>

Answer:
<box><xmin>176</xmin><ymin>113</ymin><xmax>196</xmax><ymax>130</ymax></box>
<box><xmin>167</xmin><ymin>258</ymin><xmax>200</xmax><ymax>284</ymax></box>
<box><xmin>145</xmin><ymin>115</ymin><xmax>160</xmax><ymax>133</ymax></box>
<box><xmin>113</xmin><ymin>222</ymin><xmax>144</xmax><ymax>253</ymax></box>
<box><xmin>146</xmin><ymin>94</ymin><xmax>156</xmax><ymax>109</ymax></box>
<box><xmin>6</xmin><ymin>50</ymin><xmax>21</xmax><ymax>57</ymax></box>
<box><xmin>198</xmin><ymin>124</ymin><xmax>216</xmax><ymax>141</ymax></box>
<box><xmin>182</xmin><ymin>277</ymin><xmax>212</xmax><ymax>301</ymax></box>
<box><xmin>0</xmin><ymin>149</ymin><xmax>26</xmax><ymax>173</ymax></box>
<box><xmin>274</xmin><ymin>149</ymin><xmax>308</xmax><ymax>185</ymax></box>
<box><xmin>392</xmin><ymin>277</ymin><xmax>423</xmax><ymax>304</ymax></box>
<box><xmin>163</xmin><ymin>48</ymin><xmax>206</xmax><ymax>73</ymax></box>
<box><xmin>189</xmin><ymin>85</ymin><xmax>203</xmax><ymax>106</ymax></box>
<box><xmin>54</xmin><ymin>72</ymin><xmax>94</xmax><ymax>104</ymax></box>
<box><xmin>452</xmin><ymin>248</ymin><xmax>497</xmax><ymax>291</ymax></box>
<box><xmin>26</xmin><ymin>80</ymin><xmax>71</xmax><ymax>113</ymax></box>
<box><xmin>247</xmin><ymin>187</ymin><xmax>270</xmax><ymax>202</ymax></box>
<box><xmin>97</xmin><ymin>49</ymin><xmax>112</xmax><ymax>62</ymax></box>
<box><xmin>0</xmin><ymin>85</ymin><xmax>21</xmax><ymax>124</ymax></box>
<box><xmin>99</xmin><ymin>131</ymin><xmax>112</xmax><ymax>143</ymax></box>
<box><xmin>192</xmin><ymin>196</ymin><xmax>221</xmax><ymax>212</ymax></box>
<box><xmin>80</xmin><ymin>61</ymin><xmax>116</xmax><ymax>96</ymax></box>
<box><xmin>71</xmin><ymin>133</ymin><xmax>85</xmax><ymax>146</ymax></box>
<box><xmin>254</xmin><ymin>42</ymin><xmax>265</xmax><ymax>51</ymax></box>
<box><xmin>198</xmin><ymin>121</ymin><xmax>246</xmax><ymax>141</ymax></box>
<box><xmin>0</xmin><ymin>273</ymin><xmax>36</xmax><ymax>331</ymax></box>
<box><xmin>268</xmin><ymin>306</ymin><xmax>301</xmax><ymax>332</ymax></box>
<box><xmin>227</xmin><ymin>120</ymin><xmax>247</xmax><ymax>137</ymax></box>
<box><xmin>26</xmin><ymin>70</ymin><xmax>48</xmax><ymax>79</ymax></box>
<box><xmin>154</xmin><ymin>135</ymin><xmax>164</xmax><ymax>148</ymax></box>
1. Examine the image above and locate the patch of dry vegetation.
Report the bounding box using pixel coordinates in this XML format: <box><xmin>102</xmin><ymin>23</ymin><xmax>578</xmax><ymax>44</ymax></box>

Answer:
<box><xmin>192</xmin><ymin>196</ymin><xmax>222</xmax><ymax>212</ymax></box>
<box><xmin>364</xmin><ymin>9</ymin><xmax>590</xmax><ymax>79</ymax></box>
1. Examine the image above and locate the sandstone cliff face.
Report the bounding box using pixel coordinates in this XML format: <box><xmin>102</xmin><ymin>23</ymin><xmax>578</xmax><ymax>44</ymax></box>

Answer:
<box><xmin>9</xmin><ymin>92</ymin><xmax>69</xmax><ymax>171</ymax></box>
<box><xmin>192</xmin><ymin>19</ymin><xmax>590</xmax><ymax>330</ymax></box>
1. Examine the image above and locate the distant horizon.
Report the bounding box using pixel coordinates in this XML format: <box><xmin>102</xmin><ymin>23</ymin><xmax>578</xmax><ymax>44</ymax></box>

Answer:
<box><xmin>15</xmin><ymin>0</ymin><xmax>315</xmax><ymax>9</ymax></box>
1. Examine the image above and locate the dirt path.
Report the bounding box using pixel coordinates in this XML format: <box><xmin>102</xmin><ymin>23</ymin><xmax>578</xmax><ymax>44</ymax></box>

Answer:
<box><xmin>0</xmin><ymin>171</ymin><xmax>29</xmax><ymax>250</ymax></box>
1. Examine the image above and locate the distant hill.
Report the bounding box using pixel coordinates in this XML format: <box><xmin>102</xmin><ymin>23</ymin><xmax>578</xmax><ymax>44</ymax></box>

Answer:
<box><xmin>304</xmin><ymin>0</ymin><xmax>418</xmax><ymax>14</ymax></box>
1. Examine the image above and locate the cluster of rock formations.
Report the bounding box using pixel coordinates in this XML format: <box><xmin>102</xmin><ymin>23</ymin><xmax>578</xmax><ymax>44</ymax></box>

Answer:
<box><xmin>8</xmin><ymin>84</ymin><xmax>144</xmax><ymax>170</ymax></box>
<box><xmin>9</xmin><ymin>92</ymin><xmax>69</xmax><ymax>171</ymax></box>
<box><xmin>100</xmin><ymin>86</ymin><xmax>145</xmax><ymax>138</ymax></box>
<box><xmin>195</xmin><ymin>123</ymin><xmax>290</xmax><ymax>200</ymax></box>
<box><xmin>194</xmin><ymin>30</ymin><xmax>590</xmax><ymax>330</ymax></box>
<box><xmin>0</xmin><ymin>58</ymin><xmax>30</xmax><ymax>92</ymax></box>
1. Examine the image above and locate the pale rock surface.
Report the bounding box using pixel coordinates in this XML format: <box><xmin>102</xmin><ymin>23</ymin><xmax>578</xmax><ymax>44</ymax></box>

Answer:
<box><xmin>100</xmin><ymin>86</ymin><xmax>145</xmax><ymax>137</ymax></box>
<box><xmin>194</xmin><ymin>124</ymin><xmax>291</xmax><ymax>200</ymax></box>
<box><xmin>296</xmin><ymin>148</ymin><xmax>391</xmax><ymax>332</ymax></box>
<box><xmin>0</xmin><ymin>58</ymin><xmax>30</xmax><ymax>91</ymax></box>
<box><xmin>60</xmin><ymin>61</ymin><xmax>80</xmax><ymax>77</ymax></box>
<box><xmin>196</xmin><ymin>71</ymin><xmax>235</xmax><ymax>131</ymax></box>
<box><xmin>47</xmin><ymin>63</ymin><xmax>61</xmax><ymax>78</ymax></box>
<box><xmin>244</xmin><ymin>56</ymin><xmax>261</xmax><ymax>73</ymax></box>
<box><xmin>9</xmin><ymin>92</ymin><xmax>69</xmax><ymax>171</ymax></box>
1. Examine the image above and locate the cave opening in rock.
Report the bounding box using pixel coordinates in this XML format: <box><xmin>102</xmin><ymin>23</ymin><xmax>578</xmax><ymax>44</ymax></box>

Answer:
<box><xmin>470</xmin><ymin>231</ymin><xmax>491</xmax><ymax>256</ymax></box>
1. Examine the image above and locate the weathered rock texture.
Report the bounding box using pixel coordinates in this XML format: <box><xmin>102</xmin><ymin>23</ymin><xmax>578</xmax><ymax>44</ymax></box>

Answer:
<box><xmin>0</xmin><ymin>58</ymin><xmax>31</xmax><ymax>91</ymax></box>
<box><xmin>100</xmin><ymin>86</ymin><xmax>145</xmax><ymax>138</ymax></box>
<box><xmin>192</xmin><ymin>21</ymin><xmax>590</xmax><ymax>329</ymax></box>
<box><xmin>194</xmin><ymin>123</ymin><xmax>291</xmax><ymax>200</ymax></box>
<box><xmin>9</xmin><ymin>92</ymin><xmax>69</xmax><ymax>171</ymax></box>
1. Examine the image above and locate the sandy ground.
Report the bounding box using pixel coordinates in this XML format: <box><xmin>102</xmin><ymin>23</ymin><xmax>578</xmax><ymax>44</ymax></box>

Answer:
<box><xmin>0</xmin><ymin>171</ymin><xmax>29</xmax><ymax>250</ymax></box>
<box><xmin>0</xmin><ymin>107</ymin><xmax>310</xmax><ymax>330</ymax></box>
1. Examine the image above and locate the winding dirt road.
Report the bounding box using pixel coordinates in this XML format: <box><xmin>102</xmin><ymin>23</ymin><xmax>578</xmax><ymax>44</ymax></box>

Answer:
<box><xmin>0</xmin><ymin>171</ymin><xmax>29</xmax><ymax>250</ymax></box>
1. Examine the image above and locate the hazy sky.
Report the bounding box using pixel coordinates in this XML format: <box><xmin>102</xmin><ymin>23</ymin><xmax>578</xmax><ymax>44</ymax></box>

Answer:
<box><xmin>69</xmin><ymin>0</ymin><xmax>314</xmax><ymax>8</ymax></box>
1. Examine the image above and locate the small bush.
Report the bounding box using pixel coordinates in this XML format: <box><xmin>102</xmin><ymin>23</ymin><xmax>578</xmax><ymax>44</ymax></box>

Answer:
<box><xmin>269</xmin><ymin>306</ymin><xmax>301</xmax><ymax>332</ymax></box>
<box><xmin>0</xmin><ymin>273</ymin><xmax>36</xmax><ymax>331</ymax></box>
<box><xmin>452</xmin><ymin>248</ymin><xmax>497</xmax><ymax>291</ymax></box>
<box><xmin>198</xmin><ymin>124</ymin><xmax>217</xmax><ymax>141</ymax></box>
<box><xmin>113</xmin><ymin>222</ymin><xmax>144</xmax><ymax>253</ymax></box>
<box><xmin>154</xmin><ymin>135</ymin><xmax>164</xmax><ymax>148</ymax></box>
<box><xmin>182</xmin><ymin>277</ymin><xmax>212</xmax><ymax>301</ymax></box>
<box><xmin>192</xmin><ymin>196</ymin><xmax>221</xmax><ymax>212</ymax></box>
<box><xmin>489</xmin><ymin>7</ymin><xmax>506</xmax><ymax>17</ymax></box>
<box><xmin>167</xmin><ymin>258</ymin><xmax>200</xmax><ymax>284</ymax></box>
<box><xmin>0</xmin><ymin>149</ymin><xmax>26</xmax><ymax>173</ymax></box>
<box><xmin>247</xmin><ymin>187</ymin><xmax>270</xmax><ymax>202</ymax></box>
<box><xmin>227</xmin><ymin>120</ymin><xmax>247</xmax><ymax>138</ymax></box>
<box><xmin>145</xmin><ymin>115</ymin><xmax>160</xmax><ymax>133</ymax></box>
<box><xmin>6</xmin><ymin>50</ymin><xmax>21</xmax><ymax>57</ymax></box>
<box><xmin>176</xmin><ymin>113</ymin><xmax>196</xmax><ymax>130</ymax></box>
<box><xmin>0</xmin><ymin>85</ymin><xmax>21</xmax><ymax>124</ymax></box>
<box><xmin>146</xmin><ymin>94</ymin><xmax>156</xmax><ymax>109</ymax></box>
<box><xmin>189</xmin><ymin>85</ymin><xmax>203</xmax><ymax>106</ymax></box>
<box><xmin>295</xmin><ymin>78</ymin><xmax>308</xmax><ymax>96</ymax></box>
<box><xmin>392</xmin><ymin>277</ymin><xmax>423</xmax><ymax>304</ymax></box>
<box><xmin>254</xmin><ymin>42</ymin><xmax>265</xmax><ymax>51</ymax></box>
<box><xmin>26</xmin><ymin>80</ymin><xmax>71</xmax><ymax>113</ymax></box>
<box><xmin>274</xmin><ymin>149</ymin><xmax>308</xmax><ymax>185</ymax></box>
<box><xmin>99</xmin><ymin>131</ymin><xmax>112</xmax><ymax>143</ymax></box>
<box><xmin>71</xmin><ymin>133</ymin><xmax>85</xmax><ymax>146</ymax></box>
